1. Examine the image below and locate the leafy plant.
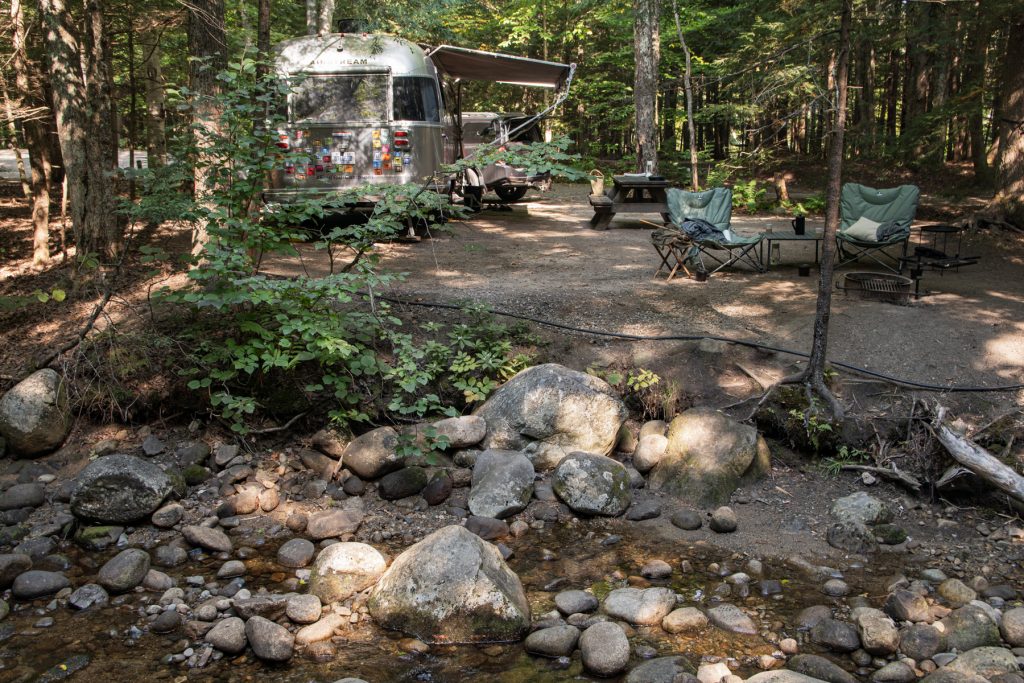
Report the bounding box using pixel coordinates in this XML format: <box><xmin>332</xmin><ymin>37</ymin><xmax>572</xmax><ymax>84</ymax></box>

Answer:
<box><xmin>820</xmin><ymin>445</ymin><xmax>871</xmax><ymax>475</ymax></box>
<box><xmin>787</xmin><ymin>403</ymin><xmax>835</xmax><ymax>454</ymax></box>
<box><xmin>590</xmin><ymin>366</ymin><xmax>680</xmax><ymax>420</ymax></box>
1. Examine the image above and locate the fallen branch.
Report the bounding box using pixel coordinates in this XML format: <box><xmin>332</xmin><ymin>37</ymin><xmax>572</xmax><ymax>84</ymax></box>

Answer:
<box><xmin>249</xmin><ymin>411</ymin><xmax>307</xmax><ymax>435</ymax></box>
<box><xmin>931</xmin><ymin>404</ymin><xmax>1024</xmax><ymax>506</ymax></box>
<box><xmin>839</xmin><ymin>464</ymin><xmax>921</xmax><ymax>491</ymax></box>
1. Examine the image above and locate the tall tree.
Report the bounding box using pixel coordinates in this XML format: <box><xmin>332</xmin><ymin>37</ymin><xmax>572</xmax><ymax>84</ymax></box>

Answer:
<box><xmin>989</xmin><ymin>12</ymin><xmax>1024</xmax><ymax>227</ymax></box>
<box><xmin>141</xmin><ymin>29</ymin><xmax>166</xmax><ymax>168</ymax></box>
<box><xmin>306</xmin><ymin>0</ymin><xmax>333</xmax><ymax>34</ymax></box>
<box><xmin>671</xmin><ymin>0</ymin><xmax>698</xmax><ymax>189</ymax></box>
<box><xmin>633</xmin><ymin>0</ymin><xmax>659</xmax><ymax>173</ymax></box>
<box><xmin>187</xmin><ymin>0</ymin><xmax>227</xmax><ymax>257</ymax></box>
<box><xmin>37</xmin><ymin>0</ymin><xmax>120</xmax><ymax>262</ymax></box>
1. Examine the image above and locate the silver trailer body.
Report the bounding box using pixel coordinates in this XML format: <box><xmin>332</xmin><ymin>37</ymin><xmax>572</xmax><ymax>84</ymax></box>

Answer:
<box><xmin>265</xmin><ymin>33</ymin><xmax>571</xmax><ymax>204</ymax></box>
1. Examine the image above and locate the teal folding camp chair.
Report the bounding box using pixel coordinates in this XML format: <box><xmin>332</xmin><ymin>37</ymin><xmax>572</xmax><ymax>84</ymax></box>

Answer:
<box><xmin>836</xmin><ymin>183</ymin><xmax>920</xmax><ymax>274</ymax></box>
<box><xmin>653</xmin><ymin>187</ymin><xmax>764</xmax><ymax>278</ymax></box>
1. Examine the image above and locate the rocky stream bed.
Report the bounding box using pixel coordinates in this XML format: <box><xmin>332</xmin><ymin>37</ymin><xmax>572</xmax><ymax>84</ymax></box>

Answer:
<box><xmin>1</xmin><ymin>364</ymin><xmax>1023</xmax><ymax>683</ymax></box>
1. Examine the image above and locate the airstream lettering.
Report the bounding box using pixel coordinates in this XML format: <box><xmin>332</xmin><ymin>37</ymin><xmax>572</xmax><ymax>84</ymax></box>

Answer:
<box><xmin>265</xmin><ymin>33</ymin><xmax>572</xmax><ymax>206</ymax></box>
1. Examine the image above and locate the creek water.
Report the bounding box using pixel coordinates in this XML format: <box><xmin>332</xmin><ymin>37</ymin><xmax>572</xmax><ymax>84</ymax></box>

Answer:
<box><xmin>0</xmin><ymin>522</ymin><xmax>906</xmax><ymax>683</ymax></box>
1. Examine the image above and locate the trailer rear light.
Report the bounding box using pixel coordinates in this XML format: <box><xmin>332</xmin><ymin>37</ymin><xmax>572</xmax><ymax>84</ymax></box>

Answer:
<box><xmin>394</xmin><ymin>130</ymin><xmax>410</xmax><ymax>148</ymax></box>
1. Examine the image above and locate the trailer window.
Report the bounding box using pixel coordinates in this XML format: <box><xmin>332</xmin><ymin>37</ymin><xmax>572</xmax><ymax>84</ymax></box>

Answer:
<box><xmin>393</xmin><ymin>77</ymin><xmax>440</xmax><ymax>122</ymax></box>
<box><xmin>291</xmin><ymin>74</ymin><xmax>388</xmax><ymax>123</ymax></box>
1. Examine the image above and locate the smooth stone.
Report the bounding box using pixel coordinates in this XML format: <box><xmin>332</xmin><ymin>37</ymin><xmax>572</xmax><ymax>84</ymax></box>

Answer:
<box><xmin>707</xmin><ymin>603</ymin><xmax>757</xmax><ymax>635</ymax></box>
<box><xmin>524</xmin><ymin>624</ymin><xmax>580</xmax><ymax>657</ymax></box>
<box><xmin>277</xmin><ymin>538</ymin><xmax>316</xmax><ymax>568</ymax></box>
<box><xmin>98</xmin><ymin>548</ymin><xmax>151</xmax><ymax>592</ymax></box>
<box><xmin>624</xmin><ymin>656</ymin><xmax>698</xmax><ymax>683</ymax></box>
<box><xmin>70</xmin><ymin>454</ymin><xmax>172</xmax><ymax>523</ymax></box>
<box><xmin>206</xmin><ymin>616</ymin><xmax>247</xmax><ymax>654</ymax></box>
<box><xmin>579</xmin><ymin>621</ymin><xmax>630</xmax><ymax>677</ymax></box>
<box><xmin>670</xmin><ymin>509</ymin><xmax>702</xmax><ymax>530</ymax></box>
<box><xmin>604</xmin><ymin>587</ymin><xmax>677</xmax><ymax>625</ymax></box>
<box><xmin>786</xmin><ymin>654</ymin><xmax>858</xmax><ymax>683</ymax></box>
<box><xmin>308</xmin><ymin>542</ymin><xmax>386</xmax><ymax>604</ymax></box>
<box><xmin>245</xmin><ymin>615</ymin><xmax>294</xmax><ymax>661</ymax></box>
<box><xmin>151</xmin><ymin>503</ymin><xmax>184</xmax><ymax>528</ymax></box>
<box><xmin>181</xmin><ymin>525</ymin><xmax>233</xmax><ymax>553</ymax></box>
<box><xmin>468</xmin><ymin>449</ymin><xmax>535</xmax><ymax>519</ymax></box>
<box><xmin>305</xmin><ymin>509</ymin><xmax>364</xmax><ymax>540</ymax></box>
<box><xmin>0</xmin><ymin>483</ymin><xmax>45</xmax><ymax>511</ymax></box>
<box><xmin>898</xmin><ymin>622</ymin><xmax>942</xmax><ymax>660</ymax></box>
<box><xmin>11</xmin><ymin>570</ymin><xmax>69</xmax><ymax>600</ymax></box>
<box><xmin>663</xmin><ymin>607</ymin><xmax>708</xmax><ymax>633</ymax></box>
<box><xmin>295</xmin><ymin>614</ymin><xmax>345</xmax><ymax>645</ymax></box>
<box><xmin>709</xmin><ymin>506</ymin><xmax>738</xmax><ymax>533</ymax></box>
<box><xmin>0</xmin><ymin>553</ymin><xmax>32</xmax><ymax>588</ymax></box>
<box><xmin>625</xmin><ymin>500</ymin><xmax>662</xmax><ymax>521</ymax></box>
<box><xmin>68</xmin><ymin>583</ymin><xmax>109</xmax><ymax>610</ymax></box>
<box><xmin>286</xmin><ymin>594</ymin><xmax>322</xmax><ymax>624</ymax></box>
<box><xmin>810</xmin><ymin>618</ymin><xmax>861</xmax><ymax>653</ymax></box>
<box><xmin>554</xmin><ymin>590</ymin><xmax>598</xmax><ymax>616</ymax></box>
<box><xmin>216</xmin><ymin>560</ymin><xmax>246</xmax><ymax>579</ymax></box>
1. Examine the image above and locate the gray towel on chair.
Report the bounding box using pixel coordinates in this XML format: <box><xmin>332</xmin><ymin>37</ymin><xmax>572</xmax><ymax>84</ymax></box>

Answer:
<box><xmin>876</xmin><ymin>220</ymin><xmax>908</xmax><ymax>242</ymax></box>
<box><xmin>680</xmin><ymin>218</ymin><xmax>723</xmax><ymax>241</ymax></box>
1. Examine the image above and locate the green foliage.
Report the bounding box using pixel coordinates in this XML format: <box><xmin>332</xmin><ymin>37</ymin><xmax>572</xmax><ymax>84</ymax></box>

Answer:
<box><xmin>787</xmin><ymin>403</ymin><xmax>835</xmax><ymax>454</ymax></box>
<box><xmin>731</xmin><ymin>178</ymin><xmax>771</xmax><ymax>213</ymax></box>
<box><xmin>395</xmin><ymin>426</ymin><xmax>452</xmax><ymax>464</ymax></box>
<box><xmin>820</xmin><ymin>445</ymin><xmax>871</xmax><ymax>476</ymax></box>
<box><xmin>445</xmin><ymin>135</ymin><xmax>585</xmax><ymax>183</ymax></box>
<box><xmin>782</xmin><ymin>193</ymin><xmax>826</xmax><ymax>217</ymax></box>
<box><xmin>590</xmin><ymin>366</ymin><xmax>681</xmax><ymax>420</ymax></box>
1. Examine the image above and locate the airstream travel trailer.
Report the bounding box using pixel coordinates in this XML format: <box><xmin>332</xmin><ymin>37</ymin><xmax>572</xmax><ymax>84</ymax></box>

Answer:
<box><xmin>264</xmin><ymin>33</ymin><xmax>572</xmax><ymax>207</ymax></box>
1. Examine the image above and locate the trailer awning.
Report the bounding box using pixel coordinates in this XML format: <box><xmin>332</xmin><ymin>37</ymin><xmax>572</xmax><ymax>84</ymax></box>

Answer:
<box><xmin>427</xmin><ymin>45</ymin><xmax>571</xmax><ymax>89</ymax></box>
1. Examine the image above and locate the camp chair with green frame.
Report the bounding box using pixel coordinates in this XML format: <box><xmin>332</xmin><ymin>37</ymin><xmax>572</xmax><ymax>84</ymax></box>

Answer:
<box><xmin>836</xmin><ymin>183</ymin><xmax>920</xmax><ymax>274</ymax></box>
<box><xmin>653</xmin><ymin>187</ymin><xmax>764</xmax><ymax>278</ymax></box>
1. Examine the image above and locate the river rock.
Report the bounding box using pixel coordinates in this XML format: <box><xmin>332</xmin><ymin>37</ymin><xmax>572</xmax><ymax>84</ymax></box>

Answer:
<box><xmin>603</xmin><ymin>587</ymin><xmax>676</xmax><ymax>626</ymax></box>
<box><xmin>217</xmin><ymin>560</ymin><xmax>246</xmax><ymax>579</ymax></box>
<box><xmin>277</xmin><ymin>538</ymin><xmax>316</xmax><ymax>568</ymax></box>
<box><xmin>898</xmin><ymin>623</ymin><xmax>942</xmax><ymax>660</ymax></box>
<box><xmin>465</xmin><ymin>515</ymin><xmax>509</xmax><ymax>540</ymax></box>
<box><xmin>554</xmin><ymin>590</ymin><xmax>598</xmax><ymax>615</ymax></box>
<box><xmin>831</xmin><ymin>492</ymin><xmax>892</xmax><ymax>525</ymax></box>
<box><xmin>937</xmin><ymin>578</ymin><xmax>976</xmax><ymax>607</ymax></box>
<box><xmin>707</xmin><ymin>603</ymin><xmax>758</xmax><ymax>635</ymax></box>
<box><xmin>286</xmin><ymin>594</ymin><xmax>322</xmax><ymax>624</ymax></box>
<box><xmin>884</xmin><ymin>589</ymin><xmax>931</xmax><ymax>622</ymax></box>
<box><xmin>709</xmin><ymin>506</ymin><xmax>738</xmax><ymax>533</ymax></box>
<box><xmin>827</xmin><ymin>520</ymin><xmax>878</xmax><ymax>554</ymax></box>
<box><xmin>468</xmin><ymin>449</ymin><xmax>534</xmax><ymax>519</ymax></box>
<box><xmin>245</xmin><ymin>615</ymin><xmax>294</xmax><ymax>661</ymax></box>
<box><xmin>671</xmin><ymin>509</ymin><xmax>703</xmax><ymax>530</ymax></box>
<box><xmin>632</xmin><ymin>434</ymin><xmax>668</xmax><ymax>474</ymax></box>
<box><xmin>378</xmin><ymin>467</ymin><xmax>428</xmax><ymax>500</ymax></box>
<box><xmin>309</xmin><ymin>542</ymin><xmax>387</xmax><ymax>604</ymax></box>
<box><xmin>944</xmin><ymin>646</ymin><xmax>1019</xmax><ymax>678</ymax></box>
<box><xmin>296</xmin><ymin>613</ymin><xmax>345</xmax><ymax>645</ymax></box>
<box><xmin>579</xmin><ymin>621</ymin><xmax>630</xmax><ymax>677</ymax></box>
<box><xmin>305</xmin><ymin>508</ymin><xmax>364</xmax><ymax>540</ymax></box>
<box><xmin>870</xmin><ymin>660</ymin><xmax>916</xmax><ymax>682</ymax></box>
<box><xmin>786</xmin><ymin>654</ymin><xmax>858</xmax><ymax>683</ymax></box>
<box><xmin>663</xmin><ymin>607</ymin><xmax>708</xmax><ymax>633</ymax></box>
<box><xmin>852</xmin><ymin>607</ymin><xmax>899</xmax><ymax>655</ymax></box>
<box><xmin>70</xmin><ymin>454</ymin><xmax>172</xmax><ymax>523</ymax></box>
<box><xmin>0</xmin><ymin>553</ymin><xmax>32</xmax><ymax>588</ymax></box>
<box><xmin>98</xmin><ymin>548</ymin><xmax>151</xmax><ymax>592</ymax></box>
<box><xmin>151</xmin><ymin>502</ymin><xmax>183</xmax><ymax>528</ymax></box>
<box><xmin>624</xmin><ymin>656</ymin><xmax>698</xmax><ymax>683</ymax></box>
<box><xmin>68</xmin><ymin>583</ymin><xmax>108</xmax><ymax>610</ymax></box>
<box><xmin>810</xmin><ymin>618</ymin><xmax>861</xmax><ymax>652</ymax></box>
<box><xmin>626</xmin><ymin>500</ymin><xmax>662</xmax><ymax>521</ymax></box>
<box><xmin>474</xmin><ymin>364</ymin><xmax>627</xmax><ymax>470</ymax></box>
<box><xmin>11</xmin><ymin>570</ymin><xmax>69</xmax><ymax>599</ymax></box>
<box><xmin>182</xmin><ymin>525</ymin><xmax>233</xmax><ymax>553</ymax></box>
<box><xmin>999</xmin><ymin>606</ymin><xmax>1024</xmax><ymax>646</ymax></box>
<box><xmin>0</xmin><ymin>369</ymin><xmax>72</xmax><ymax>456</ymax></box>
<box><xmin>648</xmin><ymin>407</ymin><xmax>770</xmax><ymax>506</ymax></box>
<box><xmin>941</xmin><ymin>604</ymin><xmax>1001</xmax><ymax>651</ymax></box>
<box><xmin>342</xmin><ymin>426</ymin><xmax>402</xmax><ymax>480</ymax></box>
<box><xmin>420</xmin><ymin>415</ymin><xmax>487</xmax><ymax>449</ymax></box>
<box><xmin>422</xmin><ymin>472</ymin><xmax>453</xmax><ymax>505</ymax></box>
<box><xmin>368</xmin><ymin>525</ymin><xmax>530</xmax><ymax>643</ymax></box>
<box><xmin>205</xmin><ymin>616</ymin><xmax>246</xmax><ymax>654</ymax></box>
<box><xmin>552</xmin><ymin>451</ymin><xmax>631</xmax><ymax>517</ymax></box>
<box><xmin>524</xmin><ymin>624</ymin><xmax>580</xmax><ymax>657</ymax></box>
<box><xmin>0</xmin><ymin>483</ymin><xmax>45</xmax><ymax>511</ymax></box>
<box><xmin>748</xmin><ymin>673</ymin><xmax>839</xmax><ymax>683</ymax></box>
<box><xmin>919</xmin><ymin>672</ymin><xmax>989</xmax><ymax>683</ymax></box>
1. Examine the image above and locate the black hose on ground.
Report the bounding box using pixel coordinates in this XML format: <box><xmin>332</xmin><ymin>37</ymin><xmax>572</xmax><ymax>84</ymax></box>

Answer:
<box><xmin>374</xmin><ymin>293</ymin><xmax>1024</xmax><ymax>394</ymax></box>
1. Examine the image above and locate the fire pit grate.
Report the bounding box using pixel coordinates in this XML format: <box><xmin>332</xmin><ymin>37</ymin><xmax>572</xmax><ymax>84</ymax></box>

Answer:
<box><xmin>836</xmin><ymin>272</ymin><xmax>914</xmax><ymax>305</ymax></box>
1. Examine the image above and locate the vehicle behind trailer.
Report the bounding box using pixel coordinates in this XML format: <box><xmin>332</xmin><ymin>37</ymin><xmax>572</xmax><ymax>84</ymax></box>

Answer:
<box><xmin>264</xmin><ymin>32</ymin><xmax>572</xmax><ymax>209</ymax></box>
<box><xmin>461</xmin><ymin>112</ymin><xmax>552</xmax><ymax>202</ymax></box>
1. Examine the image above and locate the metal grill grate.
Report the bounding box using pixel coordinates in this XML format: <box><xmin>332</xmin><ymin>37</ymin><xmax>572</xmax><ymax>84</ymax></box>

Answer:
<box><xmin>838</xmin><ymin>272</ymin><xmax>914</xmax><ymax>305</ymax></box>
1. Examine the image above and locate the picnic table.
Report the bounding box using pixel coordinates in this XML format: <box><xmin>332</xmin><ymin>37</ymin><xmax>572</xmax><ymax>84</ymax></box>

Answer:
<box><xmin>589</xmin><ymin>174</ymin><xmax>671</xmax><ymax>230</ymax></box>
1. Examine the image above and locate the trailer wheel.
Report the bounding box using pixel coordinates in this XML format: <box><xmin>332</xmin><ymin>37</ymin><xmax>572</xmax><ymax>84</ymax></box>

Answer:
<box><xmin>494</xmin><ymin>186</ymin><xmax>529</xmax><ymax>202</ymax></box>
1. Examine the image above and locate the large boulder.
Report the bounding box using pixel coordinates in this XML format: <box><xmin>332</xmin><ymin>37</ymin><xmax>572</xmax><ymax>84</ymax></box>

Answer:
<box><xmin>468</xmin><ymin>449</ymin><xmax>535</xmax><ymax>519</ymax></box>
<box><xmin>648</xmin><ymin>407</ymin><xmax>770</xmax><ymax>506</ymax></box>
<box><xmin>342</xmin><ymin>426</ymin><xmax>402</xmax><ymax>480</ymax></box>
<box><xmin>552</xmin><ymin>451</ymin><xmax>631</xmax><ymax>517</ymax></box>
<box><xmin>308</xmin><ymin>542</ymin><xmax>387</xmax><ymax>604</ymax></box>
<box><xmin>473</xmin><ymin>364</ymin><xmax>627</xmax><ymax>470</ymax></box>
<box><xmin>70</xmin><ymin>454</ymin><xmax>172</xmax><ymax>523</ymax></box>
<box><xmin>368</xmin><ymin>525</ymin><xmax>530</xmax><ymax>643</ymax></box>
<box><xmin>0</xmin><ymin>369</ymin><xmax>72</xmax><ymax>456</ymax></box>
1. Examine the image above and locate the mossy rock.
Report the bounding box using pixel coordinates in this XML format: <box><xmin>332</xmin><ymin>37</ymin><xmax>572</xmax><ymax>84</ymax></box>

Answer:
<box><xmin>165</xmin><ymin>470</ymin><xmax>188</xmax><ymax>498</ymax></box>
<box><xmin>182</xmin><ymin>464</ymin><xmax>211</xmax><ymax>486</ymax></box>
<box><xmin>873</xmin><ymin>523</ymin><xmax>907</xmax><ymax>545</ymax></box>
<box><xmin>75</xmin><ymin>525</ymin><xmax>123</xmax><ymax>551</ymax></box>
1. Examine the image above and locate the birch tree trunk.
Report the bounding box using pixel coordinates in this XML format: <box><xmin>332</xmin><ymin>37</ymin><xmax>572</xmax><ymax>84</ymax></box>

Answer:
<box><xmin>187</xmin><ymin>0</ymin><xmax>227</xmax><ymax>258</ymax></box>
<box><xmin>633</xmin><ymin>0</ymin><xmax>660</xmax><ymax>173</ymax></box>
<box><xmin>671</xmin><ymin>0</ymin><xmax>699</xmax><ymax>189</ymax></box>
<box><xmin>306</xmin><ymin>0</ymin><xmax>316</xmax><ymax>35</ymax></box>
<box><xmin>317</xmin><ymin>0</ymin><xmax>335</xmax><ymax>34</ymax></box>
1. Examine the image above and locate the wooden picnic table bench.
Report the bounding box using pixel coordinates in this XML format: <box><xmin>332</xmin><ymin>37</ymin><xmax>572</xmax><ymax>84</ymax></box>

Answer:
<box><xmin>589</xmin><ymin>174</ymin><xmax>672</xmax><ymax>230</ymax></box>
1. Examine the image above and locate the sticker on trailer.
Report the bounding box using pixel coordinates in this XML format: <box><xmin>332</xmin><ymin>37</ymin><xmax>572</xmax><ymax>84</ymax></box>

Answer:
<box><xmin>342</xmin><ymin>153</ymin><xmax>354</xmax><ymax>164</ymax></box>
<box><xmin>332</xmin><ymin>153</ymin><xmax>342</xmax><ymax>164</ymax></box>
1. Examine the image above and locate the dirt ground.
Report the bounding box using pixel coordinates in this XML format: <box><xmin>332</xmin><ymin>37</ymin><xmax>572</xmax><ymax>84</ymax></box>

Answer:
<box><xmin>259</xmin><ymin>182</ymin><xmax>1024</xmax><ymax>425</ymax></box>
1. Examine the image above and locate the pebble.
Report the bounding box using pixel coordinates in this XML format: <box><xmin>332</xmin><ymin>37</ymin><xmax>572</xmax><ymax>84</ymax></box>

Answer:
<box><xmin>662</xmin><ymin>607</ymin><xmax>708</xmax><ymax>633</ymax></box>
<box><xmin>579</xmin><ymin>621</ymin><xmax>629</xmax><ymax>676</ymax></box>
<box><xmin>822</xmin><ymin>578</ymin><xmax>850</xmax><ymax>597</ymax></box>
<box><xmin>641</xmin><ymin>559</ymin><xmax>673</xmax><ymax>579</ymax></box>
<box><xmin>216</xmin><ymin>560</ymin><xmax>247</xmax><ymax>579</ymax></box>
<box><xmin>554</xmin><ymin>590</ymin><xmax>598</xmax><ymax>615</ymax></box>
<box><xmin>245</xmin><ymin>616</ymin><xmax>294</xmax><ymax>661</ymax></box>
<box><xmin>709</xmin><ymin>506</ymin><xmax>738</xmax><ymax>533</ymax></box>
<box><xmin>277</xmin><ymin>538</ymin><xmax>316</xmax><ymax>568</ymax></box>
<box><xmin>670</xmin><ymin>509</ymin><xmax>702</xmax><ymax>530</ymax></box>
<box><xmin>524</xmin><ymin>625</ymin><xmax>580</xmax><ymax>657</ymax></box>
<box><xmin>205</xmin><ymin>616</ymin><xmax>247</xmax><ymax>654</ymax></box>
<box><xmin>286</xmin><ymin>594</ymin><xmax>323</xmax><ymax>624</ymax></box>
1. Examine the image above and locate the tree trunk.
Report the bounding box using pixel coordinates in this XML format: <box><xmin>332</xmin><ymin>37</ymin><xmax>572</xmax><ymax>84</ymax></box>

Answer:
<box><xmin>964</xmin><ymin>0</ymin><xmax>992</xmax><ymax>184</ymax></box>
<box><xmin>989</xmin><ymin>13</ymin><xmax>1024</xmax><ymax>227</ymax></box>
<box><xmin>306</xmin><ymin>0</ymin><xmax>317</xmax><ymax>35</ymax></box>
<box><xmin>633</xmin><ymin>0</ymin><xmax>659</xmax><ymax>173</ymax></box>
<box><xmin>804</xmin><ymin>0</ymin><xmax>852</xmax><ymax>419</ymax></box>
<box><xmin>904</xmin><ymin>0</ymin><xmax>934</xmax><ymax>162</ymax></box>
<box><xmin>317</xmin><ymin>0</ymin><xmax>335</xmax><ymax>34</ymax></box>
<box><xmin>141</xmin><ymin>31</ymin><xmax>166</xmax><ymax>168</ymax></box>
<box><xmin>0</xmin><ymin>72</ymin><xmax>31</xmax><ymax>198</ymax></box>
<box><xmin>671</xmin><ymin>0</ymin><xmax>699</xmax><ymax>189</ymax></box>
<box><xmin>257</xmin><ymin>0</ymin><xmax>271</xmax><ymax>73</ymax></box>
<box><xmin>37</xmin><ymin>0</ymin><xmax>118</xmax><ymax>263</ymax></box>
<box><xmin>187</xmin><ymin>0</ymin><xmax>227</xmax><ymax>258</ymax></box>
